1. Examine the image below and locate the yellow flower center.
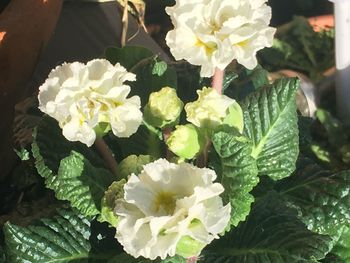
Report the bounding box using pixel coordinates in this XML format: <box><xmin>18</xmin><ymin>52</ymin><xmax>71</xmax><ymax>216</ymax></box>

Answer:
<box><xmin>154</xmin><ymin>192</ymin><xmax>177</xmax><ymax>215</ymax></box>
<box><xmin>195</xmin><ymin>39</ymin><xmax>217</xmax><ymax>56</ymax></box>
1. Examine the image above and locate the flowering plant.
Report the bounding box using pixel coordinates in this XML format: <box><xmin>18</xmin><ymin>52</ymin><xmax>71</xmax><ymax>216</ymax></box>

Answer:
<box><xmin>2</xmin><ymin>1</ymin><xmax>350</xmax><ymax>263</ymax></box>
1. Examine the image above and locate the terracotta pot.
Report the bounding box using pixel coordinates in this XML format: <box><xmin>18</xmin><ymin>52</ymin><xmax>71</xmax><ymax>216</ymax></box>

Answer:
<box><xmin>308</xmin><ymin>14</ymin><xmax>334</xmax><ymax>32</ymax></box>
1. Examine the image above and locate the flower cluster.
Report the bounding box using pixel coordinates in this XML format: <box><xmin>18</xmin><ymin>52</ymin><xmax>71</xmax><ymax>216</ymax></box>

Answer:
<box><xmin>115</xmin><ymin>159</ymin><xmax>231</xmax><ymax>260</ymax></box>
<box><xmin>38</xmin><ymin>59</ymin><xmax>142</xmax><ymax>146</ymax></box>
<box><xmin>166</xmin><ymin>0</ymin><xmax>276</xmax><ymax>77</ymax></box>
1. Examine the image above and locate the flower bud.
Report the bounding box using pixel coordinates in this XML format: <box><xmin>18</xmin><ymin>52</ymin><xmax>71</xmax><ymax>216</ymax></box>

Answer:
<box><xmin>166</xmin><ymin>124</ymin><xmax>203</xmax><ymax>159</ymax></box>
<box><xmin>144</xmin><ymin>87</ymin><xmax>183</xmax><ymax>129</ymax></box>
<box><xmin>185</xmin><ymin>87</ymin><xmax>237</xmax><ymax>129</ymax></box>
<box><xmin>176</xmin><ymin>235</ymin><xmax>206</xmax><ymax>258</ymax></box>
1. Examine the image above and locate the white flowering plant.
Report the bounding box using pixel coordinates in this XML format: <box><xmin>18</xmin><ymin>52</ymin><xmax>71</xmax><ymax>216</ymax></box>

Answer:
<box><xmin>3</xmin><ymin>1</ymin><xmax>350</xmax><ymax>263</ymax></box>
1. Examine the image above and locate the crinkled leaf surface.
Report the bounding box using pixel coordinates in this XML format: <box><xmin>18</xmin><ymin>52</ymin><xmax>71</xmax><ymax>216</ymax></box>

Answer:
<box><xmin>274</xmin><ymin>158</ymin><xmax>350</xmax><ymax>242</ymax></box>
<box><xmin>32</xmin><ymin>116</ymin><xmax>114</xmax><ymax>217</ymax></box>
<box><xmin>201</xmin><ymin>194</ymin><xmax>331</xmax><ymax>263</ymax></box>
<box><xmin>4</xmin><ymin>209</ymin><xmax>92</xmax><ymax>263</ymax></box>
<box><xmin>32</xmin><ymin>116</ymin><xmax>105</xmax><ymax>179</ymax></box>
<box><xmin>212</xmin><ymin>127</ymin><xmax>259</xmax><ymax>227</ymax></box>
<box><xmin>49</xmin><ymin>151</ymin><xmax>114</xmax><ymax>217</ymax></box>
<box><xmin>241</xmin><ymin>77</ymin><xmax>299</xmax><ymax>180</ymax></box>
<box><xmin>332</xmin><ymin>226</ymin><xmax>350</xmax><ymax>262</ymax></box>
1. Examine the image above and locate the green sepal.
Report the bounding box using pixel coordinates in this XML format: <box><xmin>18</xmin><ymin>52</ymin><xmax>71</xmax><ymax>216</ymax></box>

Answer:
<box><xmin>98</xmin><ymin>179</ymin><xmax>126</xmax><ymax>228</ymax></box>
<box><xmin>223</xmin><ymin>101</ymin><xmax>244</xmax><ymax>133</ymax></box>
<box><xmin>176</xmin><ymin>236</ymin><xmax>206</xmax><ymax>259</ymax></box>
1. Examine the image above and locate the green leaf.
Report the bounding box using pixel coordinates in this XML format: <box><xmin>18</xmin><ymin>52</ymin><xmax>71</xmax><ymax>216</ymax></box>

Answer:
<box><xmin>32</xmin><ymin>116</ymin><xmax>114</xmax><ymax>217</ymax></box>
<box><xmin>48</xmin><ymin>151</ymin><xmax>114</xmax><ymax>217</ymax></box>
<box><xmin>316</xmin><ymin>109</ymin><xmax>347</xmax><ymax>148</ymax></box>
<box><xmin>105</xmin><ymin>45</ymin><xmax>153</xmax><ymax>71</ymax></box>
<box><xmin>130</xmin><ymin>59</ymin><xmax>177</xmax><ymax>107</ymax></box>
<box><xmin>242</xmin><ymin>77</ymin><xmax>299</xmax><ymax>180</ymax></box>
<box><xmin>152</xmin><ymin>60</ymin><xmax>168</xmax><ymax>76</ymax></box>
<box><xmin>201</xmin><ymin>193</ymin><xmax>332</xmax><ymax>263</ymax></box>
<box><xmin>332</xmin><ymin>226</ymin><xmax>350</xmax><ymax>262</ymax></box>
<box><xmin>212</xmin><ymin>126</ymin><xmax>259</xmax><ymax>226</ymax></box>
<box><xmin>4</xmin><ymin>209</ymin><xmax>93</xmax><ymax>263</ymax></box>
<box><xmin>224</xmin><ymin>65</ymin><xmax>269</xmax><ymax>101</ymax></box>
<box><xmin>14</xmin><ymin>147</ymin><xmax>30</xmax><ymax>161</ymax></box>
<box><xmin>117</xmin><ymin>155</ymin><xmax>155</xmax><ymax>179</ymax></box>
<box><xmin>32</xmin><ymin>116</ymin><xmax>105</xmax><ymax>180</ymax></box>
<box><xmin>274</xmin><ymin>158</ymin><xmax>350</xmax><ymax>242</ymax></box>
<box><xmin>0</xmin><ymin>245</ymin><xmax>5</xmax><ymax>263</ymax></box>
<box><xmin>112</xmin><ymin>124</ymin><xmax>163</xmax><ymax>160</ymax></box>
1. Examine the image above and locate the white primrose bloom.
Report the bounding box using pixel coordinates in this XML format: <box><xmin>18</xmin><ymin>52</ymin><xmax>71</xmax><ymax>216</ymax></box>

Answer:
<box><xmin>38</xmin><ymin>59</ymin><xmax>142</xmax><ymax>147</ymax></box>
<box><xmin>166</xmin><ymin>0</ymin><xmax>276</xmax><ymax>77</ymax></box>
<box><xmin>115</xmin><ymin>159</ymin><xmax>231</xmax><ymax>260</ymax></box>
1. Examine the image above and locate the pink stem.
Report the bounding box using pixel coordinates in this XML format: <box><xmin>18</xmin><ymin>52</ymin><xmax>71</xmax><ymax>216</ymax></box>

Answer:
<box><xmin>163</xmin><ymin>127</ymin><xmax>173</xmax><ymax>160</ymax></box>
<box><xmin>212</xmin><ymin>68</ymin><xmax>224</xmax><ymax>95</ymax></box>
<box><xmin>94</xmin><ymin>138</ymin><xmax>118</xmax><ymax>176</ymax></box>
<box><xmin>186</xmin><ymin>256</ymin><xmax>198</xmax><ymax>263</ymax></box>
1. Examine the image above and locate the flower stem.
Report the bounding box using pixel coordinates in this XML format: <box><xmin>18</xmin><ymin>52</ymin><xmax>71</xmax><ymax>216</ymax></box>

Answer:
<box><xmin>212</xmin><ymin>68</ymin><xmax>224</xmax><ymax>95</ymax></box>
<box><xmin>94</xmin><ymin>138</ymin><xmax>118</xmax><ymax>176</ymax></box>
<box><xmin>187</xmin><ymin>256</ymin><xmax>198</xmax><ymax>263</ymax></box>
<box><xmin>196</xmin><ymin>138</ymin><xmax>211</xmax><ymax>168</ymax></box>
<box><xmin>163</xmin><ymin>127</ymin><xmax>173</xmax><ymax>160</ymax></box>
<box><xmin>121</xmin><ymin>0</ymin><xmax>129</xmax><ymax>47</ymax></box>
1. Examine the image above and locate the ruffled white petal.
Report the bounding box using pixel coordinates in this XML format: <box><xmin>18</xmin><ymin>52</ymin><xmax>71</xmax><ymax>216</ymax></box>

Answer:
<box><xmin>165</xmin><ymin>0</ymin><xmax>275</xmax><ymax>77</ymax></box>
<box><xmin>38</xmin><ymin>59</ymin><xmax>142</xmax><ymax>146</ymax></box>
<box><xmin>115</xmin><ymin>159</ymin><xmax>231</xmax><ymax>260</ymax></box>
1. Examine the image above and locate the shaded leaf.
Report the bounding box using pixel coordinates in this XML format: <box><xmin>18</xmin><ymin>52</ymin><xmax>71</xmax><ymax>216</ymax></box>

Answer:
<box><xmin>4</xmin><ymin>209</ymin><xmax>93</xmax><ymax>263</ymax></box>
<box><xmin>212</xmin><ymin>126</ymin><xmax>259</xmax><ymax>226</ymax></box>
<box><xmin>201</xmin><ymin>193</ymin><xmax>331</xmax><ymax>262</ymax></box>
<box><xmin>275</xmin><ymin>158</ymin><xmax>350</xmax><ymax>242</ymax></box>
<box><xmin>105</xmin><ymin>45</ymin><xmax>153</xmax><ymax>71</ymax></box>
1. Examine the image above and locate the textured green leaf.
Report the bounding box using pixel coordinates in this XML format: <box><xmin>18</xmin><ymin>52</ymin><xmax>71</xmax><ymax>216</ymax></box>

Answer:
<box><xmin>47</xmin><ymin>151</ymin><xmax>114</xmax><ymax>217</ymax></box>
<box><xmin>32</xmin><ymin>117</ymin><xmax>114</xmax><ymax>217</ymax></box>
<box><xmin>201</xmin><ymin>193</ymin><xmax>331</xmax><ymax>263</ymax></box>
<box><xmin>242</xmin><ymin>77</ymin><xmax>299</xmax><ymax>180</ymax></box>
<box><xmin>274</xmin><ymin>158</ymin><xmax>350</xmax><ymax>241</ymax></box>
<box><xmin>332</xmin><ymin>226</ymin><xmax>350</xmax><ymax>262</ymax></box>
<box><xmin>105</xmin><ymin>45</ymin><xmax>153</xmax><ymax>71</ymax></box>
<box><xmin>212</xmin><ymin>127</ymin><xmax>259</xmax><ymax>226</ymax></box>
<box><xmin>4</xmin><ymin>209</ymin><xmax>92</xmax><ymax>263</ymax></box>
<box><xmin>32</xmin><ymin>116</ymin><xmax>105</xmax><ymax>180</ymax></box>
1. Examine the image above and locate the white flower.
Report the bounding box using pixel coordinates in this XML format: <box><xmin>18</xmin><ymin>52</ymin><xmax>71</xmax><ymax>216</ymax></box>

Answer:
<box><xmin>115</xmin><ymin>159</ymin><xmax>231</xmax><ymax>260</ymax></box>
<box><xmin>185</xmin><ymin>87</ymin><xmax>236</xmax><ymax>128</ymax></box>
<box><xmin>38</xmin><ymin>59</ymin><xmax>142</xmax><ymax>146</ymax></box>
<box><xmin>166</xmin><ymin>0</ymin><xmax>276</xmax><ymax>77</ymax></box>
